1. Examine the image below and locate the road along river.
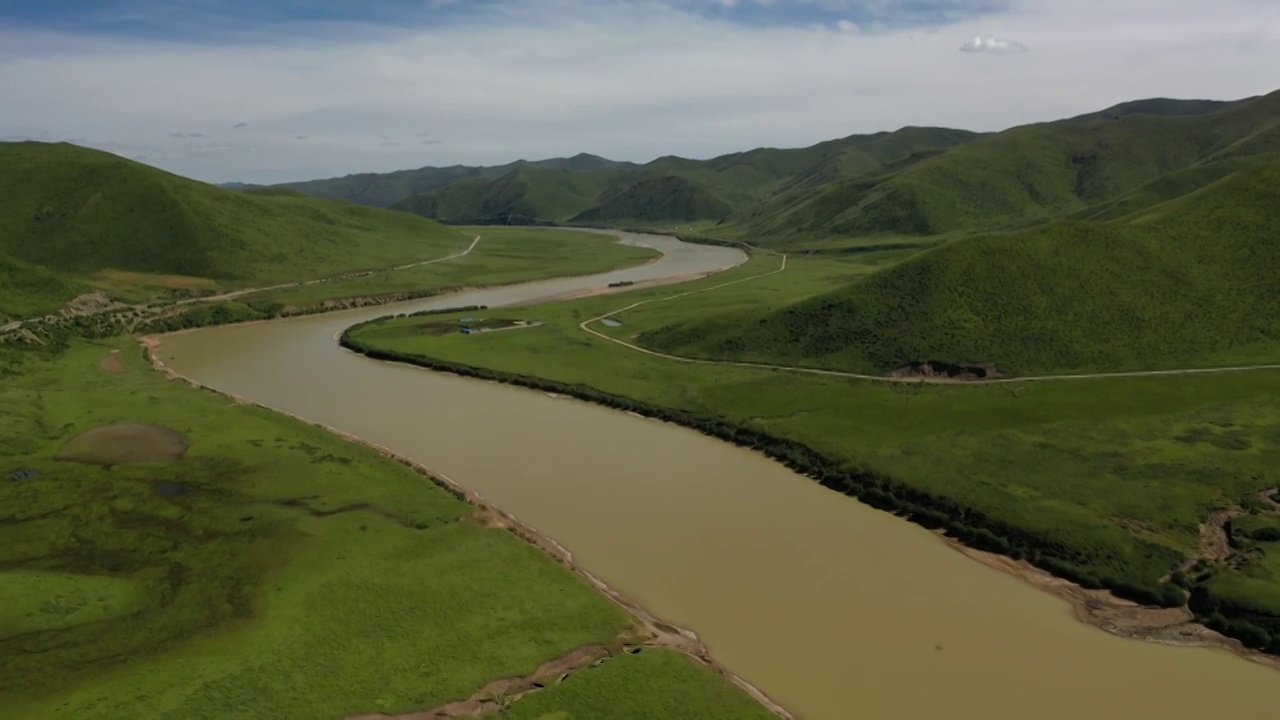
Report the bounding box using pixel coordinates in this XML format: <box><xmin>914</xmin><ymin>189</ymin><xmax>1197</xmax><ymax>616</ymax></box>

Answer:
<box><xmin>156</xmin><ymin>231</ymin><xmax>1278</xmax><ymax>720</ymax></box>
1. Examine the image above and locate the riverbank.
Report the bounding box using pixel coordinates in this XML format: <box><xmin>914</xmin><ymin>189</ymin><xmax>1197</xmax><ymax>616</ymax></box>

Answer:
<box><xmin>335</xmin><ymin>329</ymin><xmax>1280</xmax><ymax>672</ymax></box>
<box><xmin>944</xmin><ymin>540</ymin><xmax>1280</xmax><ymax>669</ymax></box>
<box><xmin>340</xmin><ymin>250</ymin><xmax>1280</xmax><ymax>665</ymax></box>
<box><xmin>155</xmin><ymin>232</ymin><xmax>1280</xmax><ymax>719</ymax></box>
<box><xmin>1</xmin><ymin>226</ymin><xmax>662</xmax><ymax>345</ymax></box>
<box><xmin>140</xmin><ymin>334</ymin><xmax>795</xmax><ymax>720</ymax></box>
<box><xmin>2</xmin><ymin>232</ymin><xmax>772</xmax><ymax>719</ymax></box>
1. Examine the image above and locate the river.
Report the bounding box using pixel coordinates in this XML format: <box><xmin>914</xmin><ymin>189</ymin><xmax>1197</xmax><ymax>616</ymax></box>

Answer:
<box><xmin>157</xmin><ymin>231</ymin><xmax>1277</xmax><ymax>719</ymax></box>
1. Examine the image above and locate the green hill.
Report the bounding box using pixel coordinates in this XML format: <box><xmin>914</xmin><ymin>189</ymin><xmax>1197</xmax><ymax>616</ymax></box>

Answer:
<box><xmin>642</xmin><ymin>159</ymin><xmax>1280</xmax><ymax>377</ymax></box>
<box><xmin>1066</xmin><ymin>97</ymin><xmax>1252</xmax><ymax>122</ymax></box>
<box><xmin>0</xmin><ymin>142</ymin><xmax>466</xmax><ymax>319</ymax></box>
<box><xmin>570</xmin><ymin>175</ymin><xmax>735</xmax><ymax>224</ymax></box>
<box><xmin>277</xmin><ymin>153</ymin><xmax>637</xmax><ymax>208</ymax></box>
<box><xmin>389</xmin><ymin>127</ymin><xmax>980</xmax><ymax>230</ymax></box>
<box><xmin>392</xmin><ymin>168</ymin><xmax>614</xmax><ymax>224</ymax></box>
<box><xmin>269</xmin><ymin>92</ymin><xmax>1277</xmax><ymax>249</ymax></box>
<box><xmin>724</xmin><ymin>92</ymin><xmax>1280</xmax><ymax>242</ymax></box>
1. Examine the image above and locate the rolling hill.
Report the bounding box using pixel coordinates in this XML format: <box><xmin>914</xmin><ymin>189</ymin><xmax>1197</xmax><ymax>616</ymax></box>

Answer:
<box><xmin>276</xmin><ymin>153</ymin><xmax>637</xmax><ymax>208</ymax></box>
<box><xmin>726</xmin><ymin>92</ymin><xmax>1280</xmax><ymax>242</ymax></box>
<box><xmin>392</xmin><ymin>168</ymin><xmax>616</xmax><ymax>224</ymax></box>
<box><xmin>641</xmin><ymin>159</ymin><xmax>1280</xmax><ymax>377</ymax></box>
<box><xmin>0</xmin><ymin>142</ymin><xmax>467</xmax><ymax>319</ymax></box>
<box><xmin>270</xmin><ymin>92</ymin><xmax>1278</xmax><ymax>249</ymax></box>
<box><xmin>379</xmin><ymin>127</ymin><xmax>982</xmax><ymax>229</ymax></box>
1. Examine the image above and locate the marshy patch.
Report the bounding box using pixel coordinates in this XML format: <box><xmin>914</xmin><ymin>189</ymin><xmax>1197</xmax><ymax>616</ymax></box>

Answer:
<box><xmin>1175</xmin><ymin>426</ymin><xmax>1253</xmax><ymax>451</ymax></box>
<box><xmin>56</xmin><ymin>423</ymin><xmax>188</xmax><ymax>468</ymax></box>
<box><xmin>99</xmin><ymin>349</ymin><xmax>127</xmax><ymax>374</ymax></box>
<box><xmin>152</xmin><ymin>480</ymin><xmax>194</xmax><ymax>499</ymax></box>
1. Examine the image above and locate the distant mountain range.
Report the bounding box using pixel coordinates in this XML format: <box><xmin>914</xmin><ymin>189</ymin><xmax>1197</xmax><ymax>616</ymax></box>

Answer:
<box><xmin>262</xmin><ymin>91</ymin><xmax>1278</xmax><ymax>248</ymax></box>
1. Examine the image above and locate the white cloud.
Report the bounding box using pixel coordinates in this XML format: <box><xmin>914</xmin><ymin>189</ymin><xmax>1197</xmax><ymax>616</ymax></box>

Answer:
<box><xmin>1</xmin><ymin>0</ymin><xmax>1276</xmax><ymax>184</ymax></box>
<box><xmin>960</xmin><ymin>35</ymin><xmax>1029</xmax><ymax>53</ymax></box>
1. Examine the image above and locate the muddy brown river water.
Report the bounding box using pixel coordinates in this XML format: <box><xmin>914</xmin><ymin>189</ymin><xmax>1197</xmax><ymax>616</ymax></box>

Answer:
<box><xmin>159</xmin><ymin>231</ymin><xmax>1278</xmax><ymax>719</ymax></box>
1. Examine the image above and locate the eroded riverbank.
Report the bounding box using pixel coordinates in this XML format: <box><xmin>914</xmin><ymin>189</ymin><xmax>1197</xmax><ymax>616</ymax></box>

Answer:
<box><xmin>140</xmin><ymin>335</ymin><xmax>793</xmax><ymax>720</ymax></box>
<box><xmin>154</xmin><ymin>231</ymin><xmax>1280</xmax><ymax>720</ymax></box>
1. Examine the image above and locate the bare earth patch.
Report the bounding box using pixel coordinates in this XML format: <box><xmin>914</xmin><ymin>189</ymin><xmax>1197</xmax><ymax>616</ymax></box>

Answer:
<box><xmin>945</xmin><ymin>537</ymin><xmax>1280</xmax><ymax>671</ymax></box>
<box><xmin>348</xmin><ymin>645</ymin><xmax>612</xmax><ymax>720</ymax></box>
<box><xmin>55</xmin><ymin>423</ymin><xmax>188</xmax><ymax>468</ymax></box>
<box><xmin>1259</xmin><ymin>488</ymin><xmax>1280</xmax><ymax>512</ymax></box>
<box><xmin>99</xmin><ymin>349</ymin><xmax>127</xmax><ymax>374</ymax></box>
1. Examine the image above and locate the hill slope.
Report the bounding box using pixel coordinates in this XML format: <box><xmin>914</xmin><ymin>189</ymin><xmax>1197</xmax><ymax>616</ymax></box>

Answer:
<box><xmin>642</xmin><ymin>160</ymin><xmax>1280</xmax><ymax>376</ymax></box>
<box><xmin>269</xmin><ymin>92</ymin><xmax>1277</xmax><ymax>248</ymax></box>
<box><xmin>278</xmin><ymin>154</ymin><xmax>637</xmax><ymax>208</ymax></box>
<box><xmin>723</xmin><ymin>91</ymin><xmax>1280</xmax><ymax>242</ymax></box>
<box><xmin>390</xmin><ymin>127</ymin><xmax>981</xmax><ymax>229</ymax></box>
<box><xmin>0</xmin><ymin>142</ymin><xmax>466</xmax><ymax>319</ymax></box>
<box><xmin>392</xmin><ymin>168</ymin><xmax>615</xmax><ymax>224</ymax></box>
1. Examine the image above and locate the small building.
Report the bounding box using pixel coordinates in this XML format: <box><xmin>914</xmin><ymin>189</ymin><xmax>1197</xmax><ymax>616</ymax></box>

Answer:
<box><xmin>8</xmin><ymin>469</ymin><xmax>40</xmax><ymax>482</ymax></box>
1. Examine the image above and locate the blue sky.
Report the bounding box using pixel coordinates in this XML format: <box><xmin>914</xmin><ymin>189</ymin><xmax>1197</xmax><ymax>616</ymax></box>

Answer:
<box><xmin>2</xmin><ymin>0</ymin><xmax>1276</xmax><ymax>183</ymax></box>
<box><xmin>4</xmin><ymin>0</ymin><xmax>1007</xmax><ymax>38</ymax></box>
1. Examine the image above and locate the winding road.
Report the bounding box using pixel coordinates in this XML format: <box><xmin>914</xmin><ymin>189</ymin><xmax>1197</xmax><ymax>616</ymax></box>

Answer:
<box><xmin>581</xmin><ymin>247</ymin><xmax>1280</xmax><ymax>385</ymax></box>
<box><xmin>178</xmin><ymin>233</ymin><xmax>483</xmax><ymax>305</ymax></box>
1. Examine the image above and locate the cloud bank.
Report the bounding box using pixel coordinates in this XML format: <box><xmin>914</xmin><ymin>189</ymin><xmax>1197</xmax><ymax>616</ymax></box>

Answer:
<box><xmin>960</xmin><ymin>35</ymin><xmax>1029</xmax><ymax>53</ymax></box>
<box><xmin>1</xmin><ymin>0</ymin><xmax>1275</xmax><ymax>183</ymax></box>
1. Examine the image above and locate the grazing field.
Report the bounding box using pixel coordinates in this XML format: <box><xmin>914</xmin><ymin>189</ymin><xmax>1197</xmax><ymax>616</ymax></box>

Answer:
<box><xmin>501</xmin><ymin>649</ymin><xmax>779</xmax><ymax>720</ymax></box>
<box><xmin>0</xmin><ymin>340</ymin><xmax>763</xmax><ymax>718</ymax></box>
<box><xmin>347</xmin><ymin>252</ymin><xmax>1280</xmax><ymax>654</ymax></box>
<box><xmin>239</xmin><ymin>226</ymin><xmax>659</xmax><ymax>309</ymax></box>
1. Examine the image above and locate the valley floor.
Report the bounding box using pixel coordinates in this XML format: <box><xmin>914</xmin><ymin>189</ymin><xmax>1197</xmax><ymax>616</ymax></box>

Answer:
<box><xmin>0</xmin><ymin>231</ymin><xmax>769</xmax><ymax>719</ymax></box>
<box><xmin>346</xmin><ymin>249</ymin><xmax>1280</xmax><ymax>659</ymax></box>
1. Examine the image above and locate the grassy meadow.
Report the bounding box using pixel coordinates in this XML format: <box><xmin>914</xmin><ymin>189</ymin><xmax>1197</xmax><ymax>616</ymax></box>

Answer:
<box><xmin>348</xmin><ymin>251</ymin><xmax>1280</xmax><ymax>652</ymax></box>
<box><xmin>501</xmin><ymin>649</ymin><xmax>779</xmax><ymax>720</ymax></box>
<box><xmin>646</xmin><ymin>159</ymin><xmax>1280</xmax><ymax>376</ymax></box>
<box><xmin>0</xmin><ymin>339</ymin><xmax>765</xmax><ymax>718</ymax></box>
<box><xmin>239</xmin><ymin>226</ymin><xmax>659</xmax><ymax>308</ymax></box>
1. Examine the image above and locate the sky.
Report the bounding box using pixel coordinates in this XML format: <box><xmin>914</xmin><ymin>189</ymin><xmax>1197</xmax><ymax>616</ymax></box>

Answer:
<box><xmin>1</xmin><ymin>0</ymin><xmax>1277</xmax><ymax>184</ymax></box>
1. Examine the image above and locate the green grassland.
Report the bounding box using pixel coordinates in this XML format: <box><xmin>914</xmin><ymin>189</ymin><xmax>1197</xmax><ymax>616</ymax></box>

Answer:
<box><xmin>240</xmin><ymin>226</ymin><xmax>659</xmax><ymax>309</ymax></box>
<box><xmin>0</xmin><ymin>142</ymin><xmax>471</xmax><ymax>319</ymax></box>
<box><xmin>501</xmin><ymin>649</ymin><xmax>778</xmax><ymax>720</ymax></box>
<box><xmin>644</xmin><ymin>159</ymin><xmax>1280</xmax><ymax>377</ymax></box>
<box><xmin>346</xmin><ymin>252</ymin><xmax>1280</xmax><ymax>652</ymax></box>
<box><xmin>0</xmin><ymin>340</ymin><xmax>763</xmax><ymax>718</ymax></box>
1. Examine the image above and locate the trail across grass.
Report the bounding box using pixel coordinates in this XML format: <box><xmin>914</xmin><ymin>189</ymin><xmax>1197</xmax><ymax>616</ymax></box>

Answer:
<box><xmin>581</xmin><ymin>249</ymin><xmax>1280</xmax><ymax>384</ymax></box>
<box><xmin>175</xmin><ymin>234</ymin><xmax>482</xmax><ymax>305</ymax></box>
